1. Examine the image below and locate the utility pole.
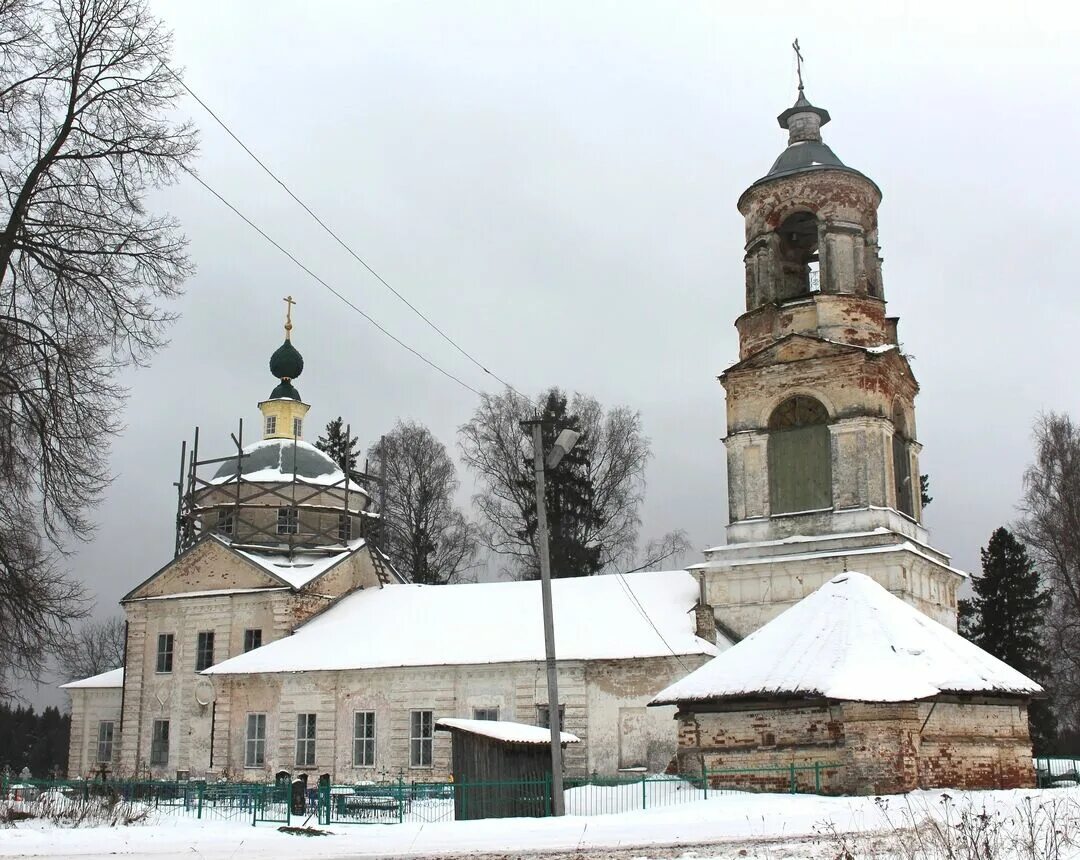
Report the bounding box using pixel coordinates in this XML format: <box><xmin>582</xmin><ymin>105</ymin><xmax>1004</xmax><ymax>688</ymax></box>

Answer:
<box><xmin>521</xmin><ymin>417</ymin><xmax>580</xmax><ymax>817</ymax></box>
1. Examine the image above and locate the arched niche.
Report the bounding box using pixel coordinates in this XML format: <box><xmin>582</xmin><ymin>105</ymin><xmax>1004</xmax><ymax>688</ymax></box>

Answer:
<box><xmin>892</xmin><ymin>401</ymin><xmax>914</xmax><ymax>517</ymax></box>
<box><xmin>767</xmin><ymin>395</ymin><xmax>832</xmax><ymax>514</ymax></box>
<box><xmin>775</xmin><ymin>211</ymin><xmax>820</xmax><ymax>302</ymax></box>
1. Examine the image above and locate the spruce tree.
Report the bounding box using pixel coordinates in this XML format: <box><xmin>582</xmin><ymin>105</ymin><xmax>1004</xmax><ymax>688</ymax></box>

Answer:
<box><xmin>517</xmin><ymin>391</ymin><xmax>604</xmax><ymax>578</ymax></box>
<box><xmin>315</xmin><ymin>417</ymin><xmax>361</xmax><ymax>481</ymax></box>
<box><xmin>967</xmin><ymin>526</ymin><xmax>1056</xmax><ymax>751</ymax></box>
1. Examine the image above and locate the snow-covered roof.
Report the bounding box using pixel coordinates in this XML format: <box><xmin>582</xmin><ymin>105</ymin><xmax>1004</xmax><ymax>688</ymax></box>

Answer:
<box><xmin>234</xmin><ymin>537</ymin><xmax>368</xmax><ymax>589</ymax></box>
<box><xmin>652</xmin><ymin>572</ymin><xmax>1041</xmax><ymax>706</ymax></box>
<box><xmin>204</xmin><ymin>570</ymin><xmax>722</xmax><ymax>675</ymax></box>
<box><xmin>61</xmin><ymin>668</ymin><xmax>124</xmax><ymax>690</ymax></box>
<box><xmin>436</xmin><ymin>718</ymin><xmax>579</xmax><ymax>745</ymax></box>
<box><xmin>209</xmin><ymin>438</ymin><xmax>369</xmax><ymax>495</ymax></box>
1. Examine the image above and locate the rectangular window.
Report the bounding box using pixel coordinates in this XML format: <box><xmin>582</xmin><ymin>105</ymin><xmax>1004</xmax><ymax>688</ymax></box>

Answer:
<box><xmin>473</xmin><ymin>707</ymin><xmax>499</xmax><ymax>721</ymax></box>
<box><xmin>245</xmin><ymin>714</ymin><xmax>266</xmax><ymax>768</ymax></box>
<box><xmin>292</xmin><ymin>417</ymin><xmax>303</xmax><ymax>438</ymax></box>
<box><xmin>352</xmin><ymin>711</ymin><xmax>375</xmax><ymax>767</ymax></box>
<box><xmin>295</xmin><ymin>713</ymin><xmax>316</xmax><ymax>767</ymax></box>
<box><xmin>410</xmin><ymin>710</ymin><xmax>433</xmax><ymax>768</ymax></box>
<box><xmin>337</xmin><ymin>513</ymin><xmax>351</xmax><ymax>542</ymax></box>
<box><xmin>243</xmin><ymin>628</ymin><xmax>262</xmax><ymax>652</ymax></box>
<box><xmin>156</xmin><ymin>633</ymin><xmax>174</xmax><ymax>673</ymax></box>
<box><xmin>195</xmin><ymin>631</ymin><xmax>215</xmax><ymax>672</ymax></box>
<box><xmin>96</xmin><ymin>721</ymin><xmax>115</xmax><ymax>763</ymax></box>
<box><xmin>277</xmin><ymin>507</ymin><xmax>299</xmax><ymax>535</ymax></box>
<box><xmin>150</xmin><ymin>719</ymin><xmax>169</xmax><ymax>766</ymax></box>
<box><xmin>536</xmin><ymin>704</ymin><xmax>565</xmax><ymax>730</ymax></box>
<box><xmin>216</xmin><ymin>509</ymin><xmax>234</xmax><ymax>535</ymax></box>
<box><xmin>265</xmin><ymin>415</ymin><xmax>277</xmax><ymax>435</ymax></box>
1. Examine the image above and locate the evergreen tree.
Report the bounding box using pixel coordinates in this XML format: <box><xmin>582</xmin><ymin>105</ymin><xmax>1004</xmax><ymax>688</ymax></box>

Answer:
<box><xmin>315</xmin><ymin>417</ymin><xmax>361</xmax><ymax>481</ymax></box>
<box><xmin>967</xmin><ymin>526</ymin><xmax>1056</xmax><ymax>752</ymax></box>
<box><xmin>920</xmin><ymin>474</ymin><xmax>933</xmax><ymax>508</ymax></box>
<box><xmin>516</xmin><ymin>391</ymin><xmax>604</xmax><ymax>579</ymax></box>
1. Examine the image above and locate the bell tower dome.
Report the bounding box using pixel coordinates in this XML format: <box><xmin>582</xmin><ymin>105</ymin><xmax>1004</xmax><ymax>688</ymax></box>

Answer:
<box><xmin>259</xmin><ymin>295</ymin><xmax>310</xmax><ymax>440</ymax></box>
<box><xmin>695</xmin><ymin>67</ymin><xmax>966</xmax><ymax>638</ymax></box>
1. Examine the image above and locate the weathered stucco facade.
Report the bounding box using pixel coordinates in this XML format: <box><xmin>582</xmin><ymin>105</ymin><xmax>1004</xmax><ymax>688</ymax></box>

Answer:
<box><xmin>64</xmin><ymin>681</ymin><xmax>123</xmax><ymax>778</ymax></box>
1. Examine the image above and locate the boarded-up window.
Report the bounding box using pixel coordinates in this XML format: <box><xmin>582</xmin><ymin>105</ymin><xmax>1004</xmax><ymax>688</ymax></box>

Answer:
<box><xmin>892</xmin><ymin>404</ymin><xmax>914</xmax><ymax>517</ymax></box>
<box><xmin>768</xmin><ymin>396</ymin><xmax>832</xmax><ymax>514</ymax></box>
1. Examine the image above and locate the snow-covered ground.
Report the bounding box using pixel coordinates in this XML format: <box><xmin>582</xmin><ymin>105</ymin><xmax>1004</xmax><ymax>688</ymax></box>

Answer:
<box><xmin>3</xmin><ymin>787</ymin><xmax>1080</xmax><ymax>860</ymax></box>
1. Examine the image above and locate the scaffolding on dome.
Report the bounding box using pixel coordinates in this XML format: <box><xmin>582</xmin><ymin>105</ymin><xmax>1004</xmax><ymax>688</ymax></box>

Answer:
<box><xmin>172</xmin><ymin>419</ymin><xmax>393</xmax><ymax>583</ymax></box>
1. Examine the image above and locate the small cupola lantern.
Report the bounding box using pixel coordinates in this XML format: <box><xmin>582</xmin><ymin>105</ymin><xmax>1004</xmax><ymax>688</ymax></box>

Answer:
<box><xmin>259</xmin><ymin>295</ymin><xmax>311</xmax><ymax>440</ymax></box>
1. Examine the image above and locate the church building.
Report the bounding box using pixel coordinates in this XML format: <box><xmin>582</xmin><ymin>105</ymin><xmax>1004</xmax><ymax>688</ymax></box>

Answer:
<box><xmin>64</xmin><ymin>72</ymin><xmax>1030</xmax><ymax>794</ymax></box>
<box><xmin>63</xmin><ymin>312</ymin><xmax>723</xmax><ymax>782</ymax></box>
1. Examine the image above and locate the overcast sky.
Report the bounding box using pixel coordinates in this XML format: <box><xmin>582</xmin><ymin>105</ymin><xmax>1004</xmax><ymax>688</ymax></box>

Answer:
<box><xmin>25</xmin><ymin>1</ymin><xmax>1080</xmax><ymax>706</ymax></box>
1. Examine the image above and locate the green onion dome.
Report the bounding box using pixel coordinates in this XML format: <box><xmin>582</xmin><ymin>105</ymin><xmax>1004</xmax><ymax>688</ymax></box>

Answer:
<box><xmin>269</xmin><ymin>339</ymin><xmax>304</xmax><ymax>382</ymax></box>
<box><xmin>270</xmin><ymin>380</ymin><xmax>301</xmax><ymax>401</ymax></box>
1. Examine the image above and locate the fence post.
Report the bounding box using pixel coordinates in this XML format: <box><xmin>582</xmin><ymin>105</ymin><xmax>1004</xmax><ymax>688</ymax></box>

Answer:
<box><xmin>814</xmin><ymin>761</ymin><xmax>821</xmax><ymax>793</ymax></box>
<box><xmin>398</xmin><ymin>776</ymin><xmax>404</xmax><ymax>824</ymax></box>
<box><xmin>701</xmin><ymin>759</ymin><xmax>707</xmax><ymax>800</ymax></box>
<box><xmin>641</xmin><ymin>774</ymin><xmax>647</xmax><ymax>811</ymax></box>
<box><xmin>197</xmin><ymin>781</ymin><xmax>203</xmax><ymax>819</ymax></box>
<box><xmin>789</xmin><ymin>762</ymin><xmax>796</xmax><ymax>794</ymax></box>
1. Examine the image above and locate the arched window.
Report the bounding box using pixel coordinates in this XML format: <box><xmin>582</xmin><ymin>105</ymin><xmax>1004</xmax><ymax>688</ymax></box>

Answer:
<box><xmin>775</xmin><ymin>212</ymin><xmax>820</xmax><ymax>301</ymax></box>
<box><xmin>892</xmin><ymin>403</ymin><xmax>914</xmax><ymax>517</ymax></box>
<box><xmin>767</xmin><ymin>395</ymin><xmax>832</xmax><ymax>514</ymax></box>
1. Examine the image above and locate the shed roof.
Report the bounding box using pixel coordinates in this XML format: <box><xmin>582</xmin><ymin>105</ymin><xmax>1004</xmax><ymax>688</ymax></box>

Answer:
<box><xmin>436</xmin><ymin>718</ymin><xmax>579</xmax><ymax>745</ymax></box>
<box><xmin>652</xmin><ymin>572</ymin><xmax>1041</xmax><ymax>706</ymax></box>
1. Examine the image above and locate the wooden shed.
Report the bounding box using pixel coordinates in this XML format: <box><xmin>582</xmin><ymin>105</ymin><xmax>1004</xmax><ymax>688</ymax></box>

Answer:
<box><xmin>435</xmin><ymin>718</ymin><xmax>579</xmax><ymax>820</ymax></box>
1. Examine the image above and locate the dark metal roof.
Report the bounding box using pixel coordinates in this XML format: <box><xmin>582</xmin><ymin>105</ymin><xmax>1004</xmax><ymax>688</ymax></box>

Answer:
<box><xmin>212</xmin><ymin>439</ymin><xmax>340</xmax><ymax>482</ymax></box>
<box><xmin>767</xmin><ymin>140</ymin><xmax>845</xmax><ymax>177</ymax></box>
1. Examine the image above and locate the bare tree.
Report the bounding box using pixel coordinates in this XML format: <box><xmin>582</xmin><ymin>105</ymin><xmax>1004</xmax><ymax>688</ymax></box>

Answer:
<box><xmin>57</xmin><ymin>616</ymin><xmax>125</xmax><ymax>682</ymax></box>
<box><xmin>1018</xmin><ymin>412</ymin><xmax>1080</xmax><ymax>733</ymax></box>
<box><xmin>0</xmin><ymin>0</ymin><xmax>196</xmax><ymax>698</ymax></box>
<box><xmin>459</xmin><ymin>387</ymin><xmax>649</xmax><ymax>579</ymax></box>
<box><xmin>369</xmin><ymin>420</ymin><xmax>479</xmax><ymax>585</ymax></box>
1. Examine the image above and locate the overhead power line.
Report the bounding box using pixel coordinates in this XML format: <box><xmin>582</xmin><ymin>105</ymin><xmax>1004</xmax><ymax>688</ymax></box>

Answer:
<box><xmin>161</xmin><ymin>58</ymin><xmax>523</xmax><ymax>398</ymax></box>
<box><xmin>184</xmin><ymin>168</ymin><xmax>482</xmax><ymax>396</ymax></box>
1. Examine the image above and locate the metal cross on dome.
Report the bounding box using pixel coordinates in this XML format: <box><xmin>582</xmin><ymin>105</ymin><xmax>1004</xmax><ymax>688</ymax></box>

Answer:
<box><xmin>793</xmin><ymin>38</ymin><xmax>805</xmax><ymax>92</ymax></box>
<box><xmin>283</xmin><ymin>294</ymin><xmax>295</xmax><ymax>338</ymax></box>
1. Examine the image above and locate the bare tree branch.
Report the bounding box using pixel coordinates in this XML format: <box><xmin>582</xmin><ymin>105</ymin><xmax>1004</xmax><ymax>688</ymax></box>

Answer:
<box><xmin>0</xmin><ymin>0</ymin><xmax>195</xmax><ymax>699</ymax></box>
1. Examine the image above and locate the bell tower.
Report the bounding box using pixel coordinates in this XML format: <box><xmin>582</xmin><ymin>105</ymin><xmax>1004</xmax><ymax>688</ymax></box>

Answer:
<box><xmin>695</xmin><ymin>70</ymin><xmax>965</xmax><ymax>638</ymax></box>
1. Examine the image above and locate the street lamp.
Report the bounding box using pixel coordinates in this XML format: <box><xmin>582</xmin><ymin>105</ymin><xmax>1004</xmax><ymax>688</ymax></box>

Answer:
<box><xmin>520</xmin><ymin>417</ymin><xmax>580</xmax><ymax>816</ymax></box>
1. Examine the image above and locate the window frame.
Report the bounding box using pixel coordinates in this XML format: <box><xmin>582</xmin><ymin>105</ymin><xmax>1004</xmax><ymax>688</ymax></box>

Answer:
<box><xmin>96</xmin><ymin>720</ymin><xmax>115</xmax><ymax>763</ymax></box>
<box><xmin>243</xmin><ymin>628</ymin><xmax>263</xmax><ymax>652</ymax></box>
<box><xmin>195</xmin><ymin>631</ymin><xmax>215</xmax><ymax>672</ymax></box>
<box><xmin>352</xmin><ymin>710</ymin><xmax>376</xmax><ymax>768</ymax></box>
<box><xmin>536</xmin><ymin>703</ymin><xmax>566</xmax><ymax>730</ymax></box>
<box><xmin>472</xmin><ymin>707</ymin><xmax>499</xmax><ymax>722</ymax></box>
<box><xmin>216</xmin><ymin>508</ymin><xmax>234</xmax><ymax>535</ymax></box>
<box><xmin>245</xmin><ymin>713</ymin><xmax>267</xmax><ymax>768</ymax></box>
<box><xmin>150</xmin><ymin>719</ymin><xmax>170</xmax><ymax>766</ymax></box>
<box><xmin>409</xmin><ymin>710</ymin><xmax>434</xmax><ymax>768</ymax></box>
<box><xmin>292</xmin><ymin>417</ymin><xmax>302</xmax><ymax>438</ymax></box>
<box><xmin>265</xmin><ymin>415</ymin><xmax>277</xmax><ymax>435</ymax></box>
<box><xmin>295</xmin><ymin>713</ymin><xmax>317</xmax><ymax>767</ymax></box>
<box><xmin>155</xmin><ymin>633</ymin><xmax>174</xmax><ymax>674</ymax></box>
<box><xmin>277</xmin><ymin>506</ymin><xmax>299</xmax><ymax>535</ymax></box>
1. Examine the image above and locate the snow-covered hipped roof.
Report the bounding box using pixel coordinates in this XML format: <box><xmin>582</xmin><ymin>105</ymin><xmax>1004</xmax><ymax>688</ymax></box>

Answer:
<box><xmin>205</xmin><ymin>570</ymin><xmax>721</xmax><ymax>675</ymax></box>
<box><xmin>60</xmin><ymin>668</ymin><xmax>124</xmax><ymax>690</ymax></box>
<box><xmin>652</xmin><ymin>572</ymin><xmax>1041</xmax><ymax>706</ymax></box>
<box><xmin>436</xmin><ymin>718</ymin><xmax>579</xmax><ymax>745</ymax></box>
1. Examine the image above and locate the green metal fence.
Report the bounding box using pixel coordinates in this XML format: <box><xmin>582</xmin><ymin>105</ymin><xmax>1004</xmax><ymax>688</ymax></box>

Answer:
<box><xmin>1034</xmin><ymin>757</ymin><xmax>1080</xmax><ymax>788</ymax></box>
<box><xmin>704</xmin><ymin>761</ymin><xmax>845</xmax><ymax>795</ymax></box>
<box><xmin>3</xmin><ymin>766</ymin><xmax>847</xmax><ymax>828</ymax></box>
